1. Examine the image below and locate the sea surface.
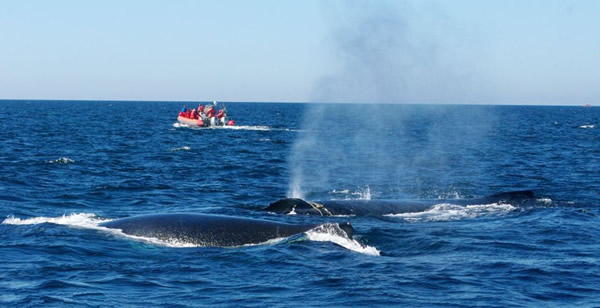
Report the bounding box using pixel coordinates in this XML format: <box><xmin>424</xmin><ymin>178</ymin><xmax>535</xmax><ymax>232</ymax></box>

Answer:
<box><xmin>0</xmin><ymin>100</ymin><xmax>598</xmax><ymax>307</ymax></box>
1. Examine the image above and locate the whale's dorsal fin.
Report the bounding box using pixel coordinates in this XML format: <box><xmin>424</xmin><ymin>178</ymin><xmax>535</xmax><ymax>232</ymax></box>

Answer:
<box><xmin>338</xmin><ymin>222</ymin><xmax>354</xmax><ymax>239</ymax></box>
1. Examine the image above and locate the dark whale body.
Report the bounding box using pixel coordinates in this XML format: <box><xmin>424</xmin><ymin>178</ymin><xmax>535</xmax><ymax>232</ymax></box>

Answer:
<box><xmin>264</xmin><ymin>190</ymin><xmax>537</xmax><ymax>216</ymax></box>
<box><xmin>101</xmin><ymin>213</ymin><xmax>353</xmax><ymax>247</ymax></box>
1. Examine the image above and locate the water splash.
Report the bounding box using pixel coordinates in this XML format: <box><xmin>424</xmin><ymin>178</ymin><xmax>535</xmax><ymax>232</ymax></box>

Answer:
<box><xmin>170</xmin><ymin>146</ymin><xmax>191</xmax><ymax>152</ymax></box>
<box><xmin>537</xmin><ymin>198</ymin><xmax>553</xmax><ymax>205</ymax></box>
<box><xmin>47</xmin><ymin>157</ymin><xmax>75</xmax><ymax>164</ymax></box>
<box><xmin>355</xmin><ymin>186</ymin><xmax>371</xmax><ymax>200</ymax></box>
<box><xmin>305</xmin><ymin>223</ymin><xmax>380</xmax><ymax>256</ymax></box>
<box><xmin>206</xmin><ymin>125</ymin><xmax>271</xmax><ymax>131</ymax></box>
<box><xmin>387</xmin><ymin>202</ymin><xmax>516</xmax><ymax>222</ymax></box>
<box><xmin>329</xmin><ymin>186</ymin><xmax>372</xmax><ymax>200</ymax></box>
<box><xmin>173</xmin><ymin>122</ymin><xmax>282</xmax><ymax>131</ymax></box>
<box><xmin>3</xmin><ymin>213</ymin><xmax>107</xmax><ymax>228</ymax></box>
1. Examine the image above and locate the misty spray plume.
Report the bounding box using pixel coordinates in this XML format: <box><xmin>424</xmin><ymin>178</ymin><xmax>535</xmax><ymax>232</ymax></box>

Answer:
<box><xmin>288</xmin><ymin>1</ymin><xmax>492</xmax><ymax>199</ymax></box>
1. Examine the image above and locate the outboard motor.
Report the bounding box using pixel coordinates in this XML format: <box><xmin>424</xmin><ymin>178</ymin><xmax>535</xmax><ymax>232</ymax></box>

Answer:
<box><xmin>217</xmin><ymin>109</ymin><xmax>227</xmax><ymax>126</ymax></box>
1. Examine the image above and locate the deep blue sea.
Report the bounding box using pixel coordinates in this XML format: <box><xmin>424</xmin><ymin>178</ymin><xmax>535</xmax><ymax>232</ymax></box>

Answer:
<box><xmin>1</xmin><ymin>100</ymin><xmax>599</xmax><ymax>307</ymax></box>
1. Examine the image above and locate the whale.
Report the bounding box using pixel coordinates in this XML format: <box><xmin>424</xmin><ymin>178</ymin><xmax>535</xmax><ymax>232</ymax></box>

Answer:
<box><xmin>264</xmin><ymin>190</ymin><xmax>537</xmax><ymax>216</ymax></box>
<box><xmin>100</xmin><ymin>213</ymin><xmax>354</xmax><ymax>247</ymax></box>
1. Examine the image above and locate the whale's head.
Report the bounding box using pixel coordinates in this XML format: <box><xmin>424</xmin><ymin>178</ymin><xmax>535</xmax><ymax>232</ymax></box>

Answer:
<box><xmin>264</xmin><ymin>198</ymin><xmax>332</xmax><ymax>216</ymax></box>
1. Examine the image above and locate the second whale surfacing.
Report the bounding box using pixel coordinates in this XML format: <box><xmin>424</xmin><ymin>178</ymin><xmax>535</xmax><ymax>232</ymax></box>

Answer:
<box><xmin>264</xmin><ymin>190</ymin><xmax>538</xmax><ymax>216</ymax></box>
<box><xmin>100</xmin><ymin>213</ymin><xmax>354</xmax><ymax>247</ymax></box>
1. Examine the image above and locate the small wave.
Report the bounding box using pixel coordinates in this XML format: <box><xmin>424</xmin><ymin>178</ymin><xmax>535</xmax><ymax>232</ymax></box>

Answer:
<box><xmin>386</xmin><ymin>203</ymin><xmax>516</xmax><ymax>222</ymax></box>
<box><xmin>579</xmin><ymin>124</ymin><xmax>594</xmax><ymax>129</ymax></box>
<box><xmin>329</xmin><ymin>186</ymin><xmax>372</xmax><ymax>200</ymax></box>
<box><xmin>305</xmin><ymin>223</ymin><xmax>380</xmax><ymax>256</ymax></box>
<box><xmin>259</xmin><ymin>138</ymin><xmax>270</xmax><ymax>142</ymax></box>
<box><xmin>173</xmin><ymin>122</ymin><xmax>300</xmax><ymax>132</ymax></box>
<box><xmin>435</xmin><ymin>190</ymin><xmax>466</xmax><ymax>200</ymax></box>
<box><xmin>354</xmin><ymin>186</ymin><xmax>372</xmax><ymax>200</ymax></box>
<box><xmin>331</xmin><ymin>189</ymin><xmax>350</xmax><ymax>194</ymax></box>
<box><xmin>2</xmin><ymin>213</ymin><xmax>107</xmax><ymax>228</ymax></box>
<box><xmin>47</xmin><ymin>157</ymin><xmax>75</xmax><ymax>164</ymax></box>
<box><xmin>207</xmin><ymin>125</ymin><xmax>271</xmax><ymax>131</ymax></box>
<box><xmin>174</xmin><ymin>123</ymin><xmax>271</xmax><ymax>131</ymax></box>
<box><xmin>537</xmin><ymin>198</ymin><xmax>552</xmax><ymax>205</ymax></box>
<box><xmin>170</xmin><ymin>146</ymin><xmax>191</xmax><ymax>152</ymax></box>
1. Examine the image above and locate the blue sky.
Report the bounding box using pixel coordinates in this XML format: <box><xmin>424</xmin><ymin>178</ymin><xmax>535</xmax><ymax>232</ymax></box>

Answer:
<box><xmin>1</xmin><ymin>0</ymin><xmax>598</xmax><ymax>105</ymax></box>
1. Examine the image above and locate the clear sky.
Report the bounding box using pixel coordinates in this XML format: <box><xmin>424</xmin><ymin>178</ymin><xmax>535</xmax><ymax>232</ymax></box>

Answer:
<box><xmin>1</xmin><ymin>0</ymin><xmax>598</xmax><ymax>105</ymax></box>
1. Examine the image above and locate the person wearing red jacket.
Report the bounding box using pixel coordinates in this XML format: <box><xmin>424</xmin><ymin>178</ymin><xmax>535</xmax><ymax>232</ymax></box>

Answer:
<box><xmin>205</xmin><ymin>105</ymin><xmax>216</xmax><ymax>118</ymax></box>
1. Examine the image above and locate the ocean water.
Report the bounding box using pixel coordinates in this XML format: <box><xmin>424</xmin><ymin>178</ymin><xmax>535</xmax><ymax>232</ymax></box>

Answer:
<box><xmin>0</xmin><ymin>100</ymin><xmax>598</xmax><ymax>307</ymax></box>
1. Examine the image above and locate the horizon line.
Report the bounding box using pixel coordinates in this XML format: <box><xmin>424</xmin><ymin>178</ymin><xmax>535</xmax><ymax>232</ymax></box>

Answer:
<box><xmin>0</xmin><ymin>98</ymin><xmax>593</xmax><ymax>107</ymax></box>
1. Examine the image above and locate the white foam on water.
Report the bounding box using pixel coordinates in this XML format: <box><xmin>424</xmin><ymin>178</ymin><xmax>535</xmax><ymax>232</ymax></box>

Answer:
<box><xmin>537</xmin><ymin>198</ymin><xmax>552</xmax><ymax>205</ymax></box>
<box><xmin>579</xmin><ymin>124</ymin><xmax>594</xmax><ymax>129</ymax></box>
<box><xmin>240</xmin><ymin>237</ymin><xmax>288</xmax><ymax>247</ymax></box>
<box><xmin>387</xmin><ymin>202</ymin><xmax>517</xmax><ymax>222</ymax></box>
<box><xmin>170</xmin><ymin>146</ymin><xmax>191</xmax><ymax>152</ymax></box>
<box><xmin>331</xmin><ymin>189</ymin><xmax>351</xmax><ymax>194</ymax></box>
<box><xmin>205</xmin><ymin>125</ymin><xmax>271</xmax><ymax>131</ymax></box>
<box><xmin>1</xmin><ymin>213</ymin><xmax>195</xmax><ymax>247</ymax></box>
<box><xmin>305</xmin><ymin>223</ymin><xmax>380</xmax><ymax>256</ymax></box>
<box><xmin>47</xmin><ymin>157</ymin><xmax>75</xmax><ymax>164</ymax></box>
<box><xmin>435</xmin><ymin>190</ymin><xmax>466</xmax><ymax>200</ymax></box>
<box><xmin>173</xmin><ymin>122</ymin><xmax>301</xmax><ymax>132</ymax></box>
<box><xmin>356</xmin><ymin>186</ymin><xmax>372</xmax><ymax>200</ymax></box>
<box><xmin>329</xmin><ymin>186</ymin><xmax>372</xmax><ymax>200</ymax></box>
<box><xmin>2</xmin><ymin>213</ymin><xmax>107</xmax><ymax>228</ymax></box>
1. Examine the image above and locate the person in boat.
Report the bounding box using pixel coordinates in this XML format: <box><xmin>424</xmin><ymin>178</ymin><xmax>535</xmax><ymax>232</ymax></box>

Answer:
<box><xmin>205</xmin><ymin>105</ymin><xmax>216</xmax><ymax>118</ymax></box>
<box><xmin>216</xmin><ymin>107</ymin><xmax>226</xmax><ymax>125</ymax></box>
<box><xmin>179</xmin><ymin>105</ymin><xmax>187</xmax><ymax>117</ymax></box>
<box><xmin>191</xmin><ymin>108</ymin><xmax>198</xmax><ymax>119</ymax></box>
